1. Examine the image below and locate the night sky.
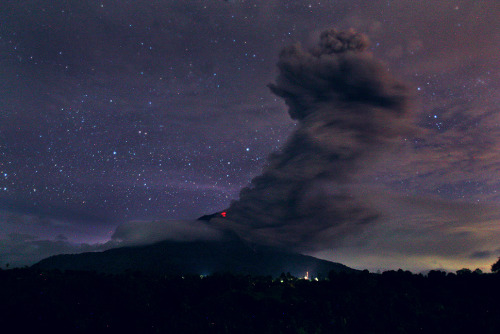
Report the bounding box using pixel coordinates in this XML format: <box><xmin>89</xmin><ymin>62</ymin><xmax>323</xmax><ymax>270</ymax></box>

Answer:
<box><xmin>1</xmin><ymin>0</ymin><xmax>498</xmax><ymax>272</ymax></box>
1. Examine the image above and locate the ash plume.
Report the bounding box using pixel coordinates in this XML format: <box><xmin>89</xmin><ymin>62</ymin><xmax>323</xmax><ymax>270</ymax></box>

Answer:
<box><xmin>220</xmin><ymin>29</ymin><xmax>414</xmax><ymax>249</ymax></box>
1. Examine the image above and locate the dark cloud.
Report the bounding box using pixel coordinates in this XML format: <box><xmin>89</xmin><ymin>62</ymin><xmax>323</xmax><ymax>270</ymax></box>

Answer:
<box><xmin>222</xmin><ymin>29</ymin><xmax>414</xmax><ymax>249</ymax></box>
<box><xmin>269</xmin><ymin>29</ymin><xmax>410</xmax><ymax>120</ymax></box>
<box><xmin>469</xmin><ymin>248</ymin><xmax>500</xmax><ymax>260</ymax></box>
<box><xmin>470</xmin><ymin>250</ymin><xmax>492</xmax><ymax>259</ymax></box>
<box><xmin>111</xmin><ymin>219</ymin><xmax>223</xmax><ymax>246</ymax></box>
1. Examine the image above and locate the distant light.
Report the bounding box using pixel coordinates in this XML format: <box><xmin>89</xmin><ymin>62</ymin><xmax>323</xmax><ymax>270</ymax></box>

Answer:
<box><xmin>221</xmin><ymin>211</ymin><xmax>227</xmax><ymax>217</ymax></box>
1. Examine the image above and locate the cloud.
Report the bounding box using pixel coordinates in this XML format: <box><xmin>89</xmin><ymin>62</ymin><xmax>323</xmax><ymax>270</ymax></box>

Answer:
<box><xmin>361</xmin><ymin>95</ymin><xmax>500</xmax><ymax>203</ymax></box>
<box><xmin>268</xmin><ymin>29</ymin><xmax>411</xmax><ymax>120</ymax></box>
<box><xmin>0</xmin><ymin>233</ymin><xmax>113</xmax><ymax>268</ymax></box>
<box><xmin>470</xmin><ymin>251</ymin><xmax>493</xmax><ymax>259</ymax></box>
<box><xmin>111</xmin><ymin>219</ymin><xmax>223</xmax><ymax>245</ymax></box>
<box><xmin>0</xmin><ymin>209</ymin><xmax>224</xmax><ymax>267</ymax></box>
<box><xmin>0</xmin><ymin>216</ymin><xmax>225</xmax><ymax>267</ymax></box>
<box><xmin>309</xmin><ymin>185</ymin><xmax>500</xmax><ymax>272</ymax></box>
<box><xmin>220</xmin><ymin>29</ymin><xmax>415</xmax><ymax>249</ymax></box>
<box><xmin>0</xmin><ymin>209</ymin><xmax>116</xmax><ymax>267</ymax></box>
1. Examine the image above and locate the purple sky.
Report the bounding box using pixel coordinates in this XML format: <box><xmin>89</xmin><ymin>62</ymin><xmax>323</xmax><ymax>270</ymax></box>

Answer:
<box><xmin>0</xmin><ymin>0</ymin><xmax>498</xmax><ymax>272</ymax></box>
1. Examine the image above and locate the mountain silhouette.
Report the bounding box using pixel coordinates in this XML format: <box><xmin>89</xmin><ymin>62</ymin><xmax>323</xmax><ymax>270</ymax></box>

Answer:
<box><xmin>33</xmin><ymin>231</ymin><xmax>354</xmax><ymax>277</ymax></box>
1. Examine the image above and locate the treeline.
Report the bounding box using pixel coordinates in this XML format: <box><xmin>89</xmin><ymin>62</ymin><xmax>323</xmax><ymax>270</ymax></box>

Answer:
<box><xmin>0</xmin><ymin>267</ymin><xmax>499</xmax><ymax>333</ymax></box>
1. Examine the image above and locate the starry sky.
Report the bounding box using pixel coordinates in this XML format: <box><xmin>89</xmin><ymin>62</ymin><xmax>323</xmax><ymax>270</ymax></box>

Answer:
<box><xmin>0</xmin><ymin>0</ymin><xmax>498</xmax><ymax>272</ymax></box>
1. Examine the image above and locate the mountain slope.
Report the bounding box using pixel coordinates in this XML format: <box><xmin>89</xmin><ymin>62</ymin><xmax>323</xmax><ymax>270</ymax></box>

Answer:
<box><xmin>33</xmin><ymin>236</ymin><xmax>354</xmax><ymax>277</ymax></box>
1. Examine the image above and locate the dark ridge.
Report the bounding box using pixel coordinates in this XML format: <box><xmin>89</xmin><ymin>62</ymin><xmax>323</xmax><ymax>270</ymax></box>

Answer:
<box><xmin>197</xmin><ymin>212</ymin><xmax>223</xmax><ymax>221</ymax></box>
<box><xmin>33</xmin><ymin>236</ymin><xmax>354</xmax><ymax>277</ymax></box>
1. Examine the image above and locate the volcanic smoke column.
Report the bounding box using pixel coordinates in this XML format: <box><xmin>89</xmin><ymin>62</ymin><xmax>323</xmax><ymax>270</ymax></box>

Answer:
<box><xmin>223</xmin><ymin>29</ymin><xmax>414</xmax><ymax>249</ymax></box>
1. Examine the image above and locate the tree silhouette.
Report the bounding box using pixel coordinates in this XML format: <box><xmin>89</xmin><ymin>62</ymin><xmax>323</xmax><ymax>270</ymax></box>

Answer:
<box><xmin>456</xmin><ymin>268</ymin><xmax>472</xmax><ymax>275</ymax></box>
<box><xmin>492</xmin><ymin>257</ymin><xmax>500</xmax><ymax>273</ymax></box>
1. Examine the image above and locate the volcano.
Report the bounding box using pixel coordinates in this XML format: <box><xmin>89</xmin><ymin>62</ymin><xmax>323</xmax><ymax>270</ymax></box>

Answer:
<box><xmin>33</xmin><ymin>229</ymin><xmax>354</xmax><ymax>277</ymax></box>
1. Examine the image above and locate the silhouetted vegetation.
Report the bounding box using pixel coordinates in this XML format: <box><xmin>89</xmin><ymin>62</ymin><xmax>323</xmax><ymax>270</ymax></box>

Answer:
<box><xmin>0</xmin><ymin>267</ymin><xmax>499</xmax><ymax>333</ymax></box>
<box><xmin>492</xmin><ymin>257</ymin><xmax>500</xmax><ymax>273</ymax></box>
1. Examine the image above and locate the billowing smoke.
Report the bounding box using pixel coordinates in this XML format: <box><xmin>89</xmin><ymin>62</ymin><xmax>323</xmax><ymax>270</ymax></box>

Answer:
<box><xmin>219</xmin><ymin>29</ymin><xmax>414</xmax><ymax>249</ymax></box>
<box><xmin>112</xmin><ymin>220</ymin><xmax>223</xmax><ymax>246</ymax></box>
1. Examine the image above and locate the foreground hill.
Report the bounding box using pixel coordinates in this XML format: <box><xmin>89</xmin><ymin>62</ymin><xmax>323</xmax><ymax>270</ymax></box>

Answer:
<box><xmin>33</xmin><ymin>235</ymin><xmax>353</xmax><ymax>277</ymax></box>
